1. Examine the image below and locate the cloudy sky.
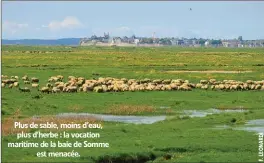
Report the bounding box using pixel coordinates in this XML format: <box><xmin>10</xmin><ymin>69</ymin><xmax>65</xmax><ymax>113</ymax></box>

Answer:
<box><xmin>2</xmin><ymin>1</ymin><xmax>264</xmax><ymax>40</ymax></box>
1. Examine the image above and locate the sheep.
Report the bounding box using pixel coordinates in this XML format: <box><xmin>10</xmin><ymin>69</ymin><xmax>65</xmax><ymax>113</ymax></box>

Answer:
<box><xmin>52</xmin><ymin>87</ymin><xmax>61</xmax><ymax>93</ymax></box>
<box><xmin>201</xmin><ymin>84</ymin><xmax>209</xmax><ymax>90</ymax></box>
<box><xmin>40</xmin><ymin>87</ymin><xmax>51</xmax><ymax>93</ymax></box>
<box><xmin>179</xmin><ymin>85</ymin><xmax>191</xmax><ymax>91</ymax></box>
<box><xmin>76</xmin><ymin>80</ymin><xmax>84</xmax><ymax>86</ymax></box>
<box><xmin>1</xmin><ymin>83</ymin><xmax>6</xmax><ymax>88</ymax></box>
<box><xmin>195</xmin><ymin>83</ymin><xmax>203</xmax><ymax>89</ymax></box>
<box><xmin>22</xmin><ymin>75</ymin><xmax>29</xmax><ymax>81</ymax></box>
<box><xmin>24</xmin><ymin>81</ymin><xmax>30</xmax><ymax>84</ymax></box>
<box><xmin>102</xmin><ymin>85</ymin><xmax>108</xmax><ymax>92</ymax></box>
<box><xmin>19</xmin><ymin>87</ymin><xmax>30</xmax><ymax>92</ymax></box>
<box><xmin>8</xmin><ymin>84</ymin><xmax>14</xmax><ymax>88</ymax></box>
<box><xmin>57</xmin><ymin>75</ymin><xmax>64</xmax><ymax>80</ymax></box>
<box><xmin>246</xmin><ymin>80</ymin><xmax>254</xmax><ymax>84</ymax></box>
<box><xmin>250</xmin><ymin>85</ymin><xmax>256</xmax><ymax>90</ymax></box>
<box><xmin>2</xmin><ymin>79</ymin><xmax>14</xmax><ymax>84</ymax></box>
<box><xmin>55</xmin><ymin>82</ymin><xmax>63</xmax><ymax>86</ymax></box>
<box><xmin>184</xmin><ymin>80</ymin><xmax>189</xmax><ymax>84</ymax></box>
<box><xmin>128</xmin><ymin>79</ymin><xmax>138</xmax><ymax>85</ymax></box>
<box><xmin>46</xmin><ymin>83</ymin><xmax>53</xmax><ymax>88</ymax></box>
<box><xmin>13</xmin><ymin>82</ymin><xmax>19</xmax><ymax>87</ymax></box>
<box><xmin>56</xmin><ymin>84</ymin><xmax>64</xmax><ymax>91</ymax></box>
<box><xmin>219</xmin><ymin>84</ymin><xmax>225</xmax><ymax>90</ymax></box>
<box><xmin>1</xmin><ymin>75</ymin><xmax>8</xmax><ymax>79</ymax></box>
<box><xmin>170</xmin><ymin>83</ymin><xmax>178</xmax><ymax>90</ymax></box>
<box><xmin>66</xmin><ymin>86</ymin><xmax>77</xmax><ymax>93</ymax></box>
<box><xmin>164</xmin><ymin>85</ymin><xmax>172</xmax><ymax>91</ymax></box>
<box><xmin>224</xmin><ymin>84</ymin><xmax>230</xmax><ymax>89</ymax></box>
<box><xmin>140</xmin><ymin>78</ymin><xmax>151</xmax><ymax>84</ymax></box>
<box><xmin>211</xmin><ymin>85</ymin><xmax>215</xmax><ymax>90</ymax></box>
<box><xmin>68</xmin><ymin>76</ymin><xmax>75</xmax><ymax>80</ymax></box>
<box><xmin>162</xmin><ymin>79</ymin><xmax>171</xmax><ymax>84</ymax></box>
<box><xmin>32</xmin><ymin>83</ymin><xmax>39</xmax><ymax>88</ymax></box>
<box><xmin>200</xmin><ymin>80</ymin><xmax>208</xmax><ymax>84</ymax></box>
<box><xmin>93</xmin><ymin>86</ymin><xmax>103</xmax><ymax>93</ymax></box>
<box><xmin>31</xmin><ymin>77</ymin><xmax>39</xmax><ymax>83</ymax></box>
<box><xmin>209</xmin><ymin>79</ymin><xmax>216</xmax><ymax>84</ymax></box>
<box><xmin>255</xmin><ymin>84</ymin><xmax>262</xmax><ymax>90</ymax></box>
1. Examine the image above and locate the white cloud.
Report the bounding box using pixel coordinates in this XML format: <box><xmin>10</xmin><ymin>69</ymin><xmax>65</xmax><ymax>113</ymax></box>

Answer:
<box><xmin>3</xmin><ymin>21</ymin><xmax>29</xmax><ymax>35</ymax></box>
<box><xmin>43</xmin><ymin>16</ymin><xmax>84</xmax><ymax>31</ymax></box>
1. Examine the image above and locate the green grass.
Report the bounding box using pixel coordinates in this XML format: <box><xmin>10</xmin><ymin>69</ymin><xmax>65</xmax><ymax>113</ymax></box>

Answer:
<box><xmin>2</xmin><ymin>45</ymin><xmax>264</xmax><ymax>162</ymax></box>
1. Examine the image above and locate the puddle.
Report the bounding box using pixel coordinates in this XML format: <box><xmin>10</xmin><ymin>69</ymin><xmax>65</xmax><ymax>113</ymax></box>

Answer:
<box><xmin>237</xmin><ymin>119</ymin><xmax>264</xmax><ymax>133</ymax></box>
<box><xmin>56</xmin><ymin>113</ymin><xmax>166</xmax><ymax>124</ymax></box>
<box><xmin>181</xmin><ymin>108</ymin><xmax>247</xmax><ymax>118</ymax></box>
<box><xmin>214</xmin><ymin>119</ymin><xmax>264</xmax><ymax>133</ymax></box>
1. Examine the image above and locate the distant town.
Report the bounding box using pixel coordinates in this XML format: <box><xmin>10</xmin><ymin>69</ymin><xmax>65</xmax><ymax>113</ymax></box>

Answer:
<box><xmin>80</xmin><ymin>32</ymin><xmax>264</xmax><ymax>48</ymax></box>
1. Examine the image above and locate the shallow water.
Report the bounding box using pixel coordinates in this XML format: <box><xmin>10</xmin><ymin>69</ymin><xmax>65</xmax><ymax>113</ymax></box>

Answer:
<box><xmin>181</xmin><ymin>108</ymin><xmax>247</xmax><ymax>118</ymax></box>
<box><xmin>214</xmin><ymin>119</ymin><xmax>264</xmax><ymax>133</ymax></box>
<box><xmin>56</xmin><ymin>113</ymin><xmax>166</xmax><ymax>124</ymax></box>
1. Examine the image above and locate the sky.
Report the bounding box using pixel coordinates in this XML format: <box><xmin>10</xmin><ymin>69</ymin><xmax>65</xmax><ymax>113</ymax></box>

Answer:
<box><xmin>2</xmin><ymin>1</ymin><xmax>264</xmax><ymax>40</ymax></box>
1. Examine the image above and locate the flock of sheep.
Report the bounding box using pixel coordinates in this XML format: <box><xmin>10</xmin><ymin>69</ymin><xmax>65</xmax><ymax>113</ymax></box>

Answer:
<box><xmin>2</xmin><ymin>75</ymin><xmax>264</xmax><ymax>93</ymax></box>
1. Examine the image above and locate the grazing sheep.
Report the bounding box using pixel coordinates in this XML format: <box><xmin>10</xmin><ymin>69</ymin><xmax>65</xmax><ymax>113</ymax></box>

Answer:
<box><xmin>56</xmin><ymin>84</ymin><xmax>64</xmax><ymax>91</ymax></box>
<box><xmin>255</xmin><ymin>84</ymin><xmax>262</xmax><ymax>90</ymax></box>
<box><xmin>211</xmin><ymin>85</ymin><xmax>215</xmax><ymax>90</ymax></box>
<box><xmin>68</xmin><ymin>76</ymin><xmax>75</xmax><ymax>80</ymax></box>
<box><xmin>52</xmin><ymin>87</ymin><xmax>61</xmax><ymax>93</ymax></box>
<box><xmin>200</xmin><ymin>80</ymin><xmax>208</xmax><ymax>84</ymax></box>
<box><xmin>24</xmin><ymin>81</ymin><xmax>30</xmax><ymax>84</ymax></box>
<box><xmin>201</xmin><ymin>84</ymin><xmax>208</xmax><ymax>90</ymax></box>
<box><xmin>19</xmin><ymin>87</ymin><xmax>30</xmax><ymax>92</ymax></box>
<box><xmin>195</xmin><ymin>83</ymin><xmax>203</xmax><ymax>89</ymax></box>
<box><xmin>93</xmin><ymin>86</ymin><xmax>103</xmax><ymax>93</ymax></box>
<box><xmin>170</xmin><ymin>83</ymin><xmax>178</xmax><ymax>90</ymax></box>
<box><xmin>164</xmin><ymin>85</ymin><xmax>172</xmax><ymax>91</ymax></box>
<box><xmin>31</xmin><ymin>77</ymin><xmax>39</xmax><ymax>83</ymax></box>
<box><xmin>219</xmin><ymin>84</ymin><xmax>225</xmax><ymax>90</ymax></box>
<box><xmin>179</xmin><ymin>85</ymin><xmax>191</xmax><ymax>91</ymax></box>
<box><xmin>209</xmin><ymin>79</ymin><xmax>216</xmax><ymax>84</ymax></box>
<box><xmin>1</xmin><ymin>75</ymin><xmax>8</xmax><ymax>79</ymax></box>
<box><xmin>102</xmin><ymin>85</ymin><xmax>108</xmax><ymax>92</ymax></box>
<box><xmin>8</xmin><ymin>84</ymin><xmax>13</xmax><ymax>88</ymax></box>
<box><xmin>162</xmin><ymin>79</ymin><xmax>171</xmax><ymax>84</ymax></box>
<box><xmin>57</xmin><ymin>75</ymin><xmax>64</xmax><ymax>80</ymax></box>
<box><xmin>224</xmin><ymin>84</ymin><xmax>230</xmax><ymax>89</ymax></box>
<box><xmin>46</xmin><ymin>83</ymin><xmax>53</xmax><ymax>88</ymax></box>
<box><xmin>250</xmin><ymin>84</ymin><xmax>256</xmax><ymax>90</ymax></box>
<box><xmin>32</xmin><ymin>83</ymin><xmax>39</xmax><ymax>88</ymax></box>
<box><xmin>66</xmin><ymin>86</ymin><xmax>77</xmax><ymax>93</ymax></box>
<box><xmin>140</xmin><ymin>78</ymin><xmax>151</xmax><ymax>84</ymax></box>
<box><xmin>1</xmin><ymin>83</ymin><xmax>6</xmax><ymax>88</ymax></box>
<box><xmin>2</xmin><ymin>79</ymin><xmax>14</xmax><ymax>84</ymax></box>
<box><xmin>13</xmin><ymin>82</ymin><xmax>19</xmax><ymax>87</ymax></box>
<box><xmin>22</xmin><ymin>75</ymin><xmax>29</xmax><ymax>81</ymax></box>
<box><xmin>246</xmin><ymin>80</ymin><xmax>254</xmax><ymax>84</ymax></box>
<box><xmin>40</xmin><ymin>87</ymin><xmax>51</xmax><ymax>93</ymax></box>
<box><xmin>77</xmin><ymin>80</ymin><xmax>84</xmax><ymax>86</ymax></box>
